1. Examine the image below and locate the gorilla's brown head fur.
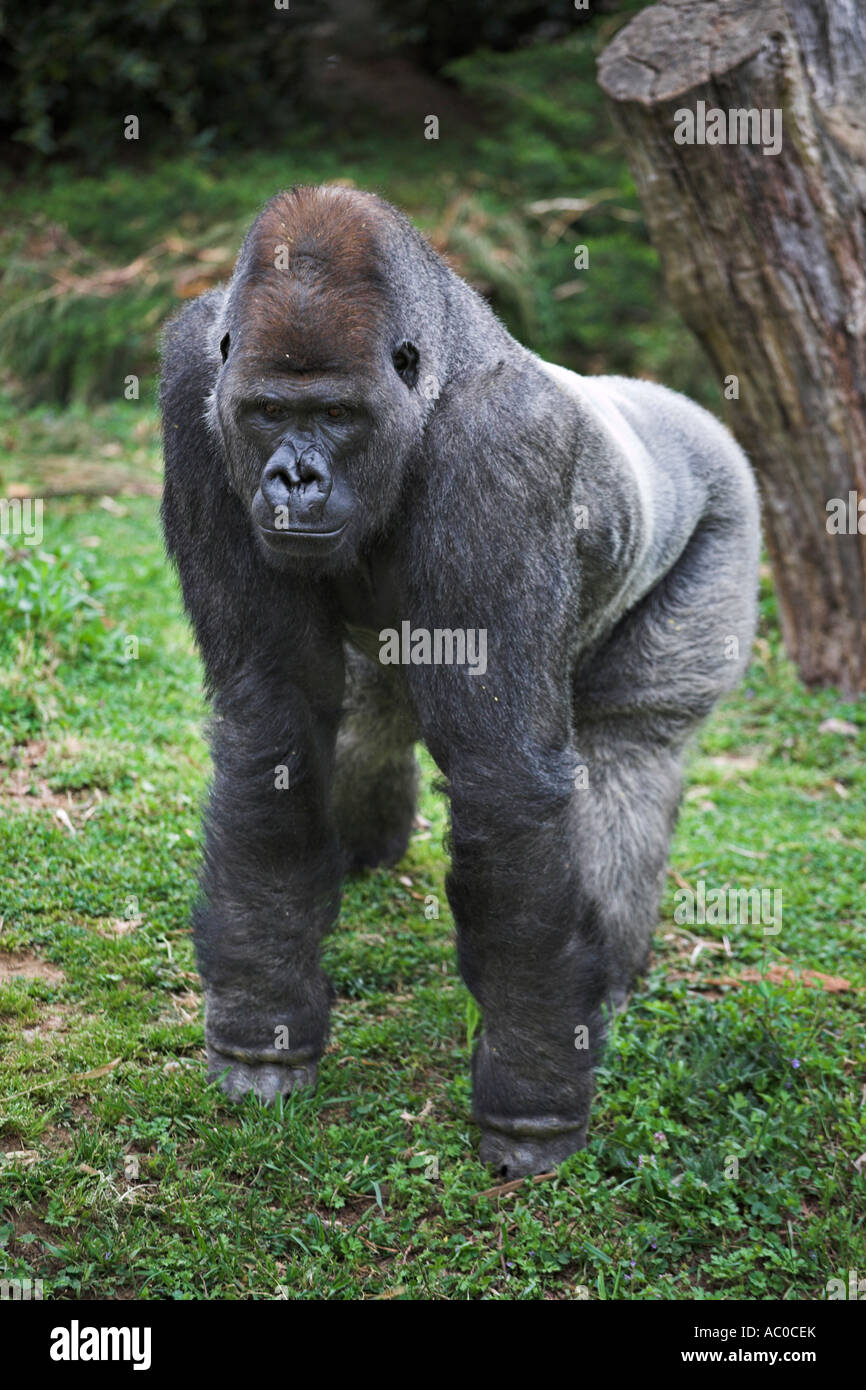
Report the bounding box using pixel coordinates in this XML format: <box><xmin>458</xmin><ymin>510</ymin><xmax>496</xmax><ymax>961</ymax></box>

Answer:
<box><xmin>227</xmin><ymin>186</ymin><xmax>394</xmax><ymax>380</ymax></box>
<box><xmin>210</xmin><ymin>186</ymin><xmax>441</xmax><ymax>573</ymax></box>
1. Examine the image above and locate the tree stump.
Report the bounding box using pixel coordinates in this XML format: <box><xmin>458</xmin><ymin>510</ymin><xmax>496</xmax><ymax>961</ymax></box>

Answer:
<box><xmin>598</xmin><ymin>0</ymin><xmax>866</xmax><ymax>694</ymax></box>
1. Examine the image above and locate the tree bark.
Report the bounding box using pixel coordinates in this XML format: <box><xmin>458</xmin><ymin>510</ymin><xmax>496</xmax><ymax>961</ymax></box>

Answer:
<box><xmin>598</xmin><ymin>0</ymin><xmax>866</xmax><ymax>695</ymax></box>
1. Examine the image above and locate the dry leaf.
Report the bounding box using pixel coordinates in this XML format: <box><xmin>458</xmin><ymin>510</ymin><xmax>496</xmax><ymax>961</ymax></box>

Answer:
<box><xmin>75</xmin><ymin>1057</ymin><xmax>123</xmax><ymax>1082</ymax></box>
<box><xmin>708</xmin><ymin>754</ymin><xmax>759</xmax><ymax>773</ymax></box>
<box><xmin>97</xmin><ymin>917</ymin><xmax>140</xmax><ymax>938</ymax></box>
<box><xmin>685</xmin><ymin>965</ymin><xmax>853</xmax><ymax>994</ymax></box>
<box><xmin>818</xmin><ymin>717</ymin><xmax>858</xmax><ymax>737</ymax></box>
<box><xmin>98</xmin><ymin>496</ymin><xmax>127</xmax><ymax>517</ymax></box>
<box><xmin>473</xmin><ymin>1171</ymin><xmax>557</xmax><ymax>1201</ymax></box>
<box><xmin>399</xmin><ymin>1098</ymin><xmax>434</xmax><ymax>1124</ymax></box>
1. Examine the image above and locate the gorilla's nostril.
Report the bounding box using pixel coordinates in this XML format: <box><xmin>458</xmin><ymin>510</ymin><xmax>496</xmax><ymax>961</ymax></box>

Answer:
<box><xmin>260</xmin><ymin>462</ymin><xmax>294</xmax><ymax>510</ymax></box>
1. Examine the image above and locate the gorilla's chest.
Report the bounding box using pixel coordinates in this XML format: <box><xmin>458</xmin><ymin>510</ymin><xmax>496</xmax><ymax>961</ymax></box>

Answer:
<box><xmin>331</xmin><ymin>548</ymin><xmax>401</xmax><ymax>663</ymax></box>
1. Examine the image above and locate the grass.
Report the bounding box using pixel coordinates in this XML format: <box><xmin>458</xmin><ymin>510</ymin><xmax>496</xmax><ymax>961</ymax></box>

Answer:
<box><xmin>0</xmin><ymin>395</ymin><xmax>863</xmax><ymax>1300</ymax></box>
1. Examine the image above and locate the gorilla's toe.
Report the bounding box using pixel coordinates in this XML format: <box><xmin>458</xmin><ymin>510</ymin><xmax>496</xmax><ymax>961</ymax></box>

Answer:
<box><xmin>207</xmin><ymin>1047</ymin><xmax>318</xmax><ymax>1103</ymax></box>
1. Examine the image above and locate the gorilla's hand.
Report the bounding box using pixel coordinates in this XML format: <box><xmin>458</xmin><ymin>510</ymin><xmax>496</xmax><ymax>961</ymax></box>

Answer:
<box><xmin>206</xmin><ymin>1044</ymin><xmax>318</xmax><ymax>1103</ymax></box>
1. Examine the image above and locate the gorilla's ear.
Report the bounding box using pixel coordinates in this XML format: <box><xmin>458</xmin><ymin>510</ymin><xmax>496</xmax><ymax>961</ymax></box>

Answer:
<box><xmin>219</xmin><ymin>332</ymin><xmax>231</xmax><ymax>363</ymax></box>
<box><xmin>392</xmin><ymin>341</ymin><xmax>419</xmax><ymax>389</ymax></box>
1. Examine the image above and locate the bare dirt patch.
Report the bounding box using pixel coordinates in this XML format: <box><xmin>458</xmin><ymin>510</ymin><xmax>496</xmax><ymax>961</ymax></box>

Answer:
<box><xmin>4</xmin><ymin>459</ymin><xmax>160</xmax><ymax>498</ymax></box>
<box><xmin>20</xmin><ymin>1007</ymin><xmax>74</xmax><ymax>1043</ymax></box>
<box><xmin>0</xmin><ymin>1210</ymin><xmax>80</xmax><ymax>1282</ymax></box>
<box><xmin>92</xmin><ymin>917</ymin><xmax>141</xmax><ymax>939</ymax></box>
<box><xmin>0</xmin><ymin>953</ymin><xmax>64</xmax><ymax>986</ymax></box>
<box><xmin>0</xmin><ymin>740</ymin><xmax>105</xmax><ymax>830</ymax></box>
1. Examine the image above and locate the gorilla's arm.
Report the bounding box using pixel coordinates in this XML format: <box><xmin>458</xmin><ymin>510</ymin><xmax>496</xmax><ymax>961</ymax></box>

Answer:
<box><xmin>397</xmin><ymin>362</ymin><xmax>617</xmax><ymax>1172</ymax></box>
<box><xmin>160</xmin><ymin>293</ymin><xmax>345</xmax><ymax>1096</ymax></box>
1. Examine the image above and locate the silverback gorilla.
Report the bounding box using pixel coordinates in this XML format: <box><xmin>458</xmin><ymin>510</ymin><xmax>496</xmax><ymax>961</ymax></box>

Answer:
<box><xmin>160</xmin><ymin>185</ymin><xmax>760</xmax><ymax>1178</ymax></box>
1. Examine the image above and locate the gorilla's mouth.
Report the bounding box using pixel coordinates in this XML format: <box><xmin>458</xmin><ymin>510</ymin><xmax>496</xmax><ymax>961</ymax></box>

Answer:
<box><xmin>257</xmin><ymin>521</ymin><xmax>349</xmax><ymax>557</ymax></box>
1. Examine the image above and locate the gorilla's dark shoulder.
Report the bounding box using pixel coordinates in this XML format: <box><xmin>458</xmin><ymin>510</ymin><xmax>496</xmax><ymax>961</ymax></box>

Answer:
<box><xmin>433</xmin><ymin>352</ymin><xmax>581</xmax><ymax>441</ymax></box>
<box><xmin>160</xmin><ymin>288</ymin><xmax>224</xmax><ymax>358</ymax></box>
<box><xmin>159</xmin><ymin>289</ymin><xmax>225</xmax><ymax>416</ymax></box>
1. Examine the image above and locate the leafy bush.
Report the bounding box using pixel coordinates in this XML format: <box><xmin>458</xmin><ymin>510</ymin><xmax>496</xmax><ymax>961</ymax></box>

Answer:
<box><xmin>378</xmin><ymin>0</ymin><xmax>578</xmax><ymax>70</ymax></box>
<box><xmin>447</xmin><ymin>33</ymin><xmax>714</xmax><ymax>400</ymax></box>
<box><xmin>0</xmin><ymin>1</ymin><xmax>313</xmax><ymax>163</ymax></box>
<box><xmin>0</xmin><ymin>1</ymin><xmax>653</xmax><ymax>166</ymax></box>
<box><xmin>0</xmin><ymin>4</ymin><xmax>709</xmax><ymax>405</ymax></box>
<box><xmin>0</xmin><ymin>539</ymin><xmax>128</xmax><ymax>665</ymax></box>
<box><xmin>0</xmin><ymin>216</ymin><xmax>220</xmax><ymax>403</ymax></box>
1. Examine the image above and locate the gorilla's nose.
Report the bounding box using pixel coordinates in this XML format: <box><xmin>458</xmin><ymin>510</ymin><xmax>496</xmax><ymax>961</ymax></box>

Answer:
<box><xmin>261</xmin><ymin>446</ymin><xmax>332</xmax><ymax>521</ymax></box>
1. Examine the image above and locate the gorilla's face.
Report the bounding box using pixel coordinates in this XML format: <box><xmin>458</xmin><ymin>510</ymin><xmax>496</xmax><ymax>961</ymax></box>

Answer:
<box><xmin>210</xmin><ymin>190</ymin><xmax>424</xmax><ymax>574</ymax></box>
<box><xmin>230</xmin><ymin>370</ymin><xmax>373</xmax><ymax>566</ymax></box>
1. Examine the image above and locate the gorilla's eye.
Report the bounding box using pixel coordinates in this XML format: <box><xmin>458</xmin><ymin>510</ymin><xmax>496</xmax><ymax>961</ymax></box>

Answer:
<box><xmin>262</xmin><ymin>400</ymin><xmax>287</xmax><ymax>418</ymax></box>
<box><xmin>326</xmin><ymin>405</ymin><xmax>348</xmax><ymax>420</ymax></box>
<box><xmin>392</xmin><ymin>341</ymin><xmax>419</xmax><ymax>389</ymax></box>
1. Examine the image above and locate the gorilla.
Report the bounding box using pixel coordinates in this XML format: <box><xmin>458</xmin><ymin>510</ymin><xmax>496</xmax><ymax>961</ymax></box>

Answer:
<box><xmin>160</xmin><ymin>184</ymin><xmax>759</xmax><ymax>1179</ymax></box>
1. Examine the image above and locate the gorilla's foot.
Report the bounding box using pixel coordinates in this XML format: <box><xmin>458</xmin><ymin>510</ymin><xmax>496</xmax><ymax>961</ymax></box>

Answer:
<box><xmin>341</xmin><ymin>829</ymin><xmax>411</xmax><ymax>874</ymax></box>
<box><xmin>479</xmin><ymin>1117</ymin><xmax>588</xmax><ymax>1180</ymax></box>
<box><xmin>606</xmin><ymin>982</ymin><xmax>631</xmax><ymax>1015</ymax></box>
<box><xmin>207</xmin><ymin>1045</ymin><xmax>318</xmax><ymax>1103</ymax></box>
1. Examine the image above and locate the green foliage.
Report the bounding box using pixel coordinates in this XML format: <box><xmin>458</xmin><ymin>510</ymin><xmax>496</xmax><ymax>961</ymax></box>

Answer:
<box><xmin>0</xmin><ymin>1</ymin><xmax>312</xmax><ymax>163</ymax></box>
<box><xmin>1</xmin><ymin>14</ymin><xmax>709</xmax><ymax>406</ymax></box>
<box><xmin>0</xmin><ymin>241</ymin><xmax>164</xmax><ymax>404</ymax></box>
<box><xmin>377</xmin><ymin>0</ymin><xmax>583</xmax><ymax>71</ymax></box>
<box><xmin>447</xmin><ymin>34</ymin><xmax>714</xmax><ymax>398</ymax></box>
<box><xmin>0</xmin><ymin>539</ymin><xmax>128</xmax><ymax>666</ymax></box>
<box><xmin>0</xmin><ymin>0</ymin><xmax>625</xmax><ymax>166</ymax></box>
<box><xmin>0</xmin><ymin>0</ymin><xmax>612</xmax><ymax>166</ymax></box>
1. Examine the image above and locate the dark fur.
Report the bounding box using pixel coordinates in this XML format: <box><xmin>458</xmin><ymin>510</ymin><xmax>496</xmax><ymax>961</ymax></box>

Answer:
<box><xmin>160</xmin><ymin>185</ymin><xmax>760</xmax><ymax>1177</ymax></box>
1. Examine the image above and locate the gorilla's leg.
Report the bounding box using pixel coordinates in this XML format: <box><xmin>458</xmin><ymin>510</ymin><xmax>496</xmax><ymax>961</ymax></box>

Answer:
<box><xmin>333</xmin><ymin>647</ymin><xmax>419</xmax><ymax>873</ymax></box>
<box><xmin>570</xmin><ymin>511</ymin><xmax>758</xmax><ymax>1008</ymax></box>
<box><xmin>568</xmin><ymin>728</ymin><xmax>683</xmax><ymax>1011</ymax></box>
<box><xmin>198</xmin><ymin>671</ymin><xmax>341</xmax><ymax>1104</ymax></box>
